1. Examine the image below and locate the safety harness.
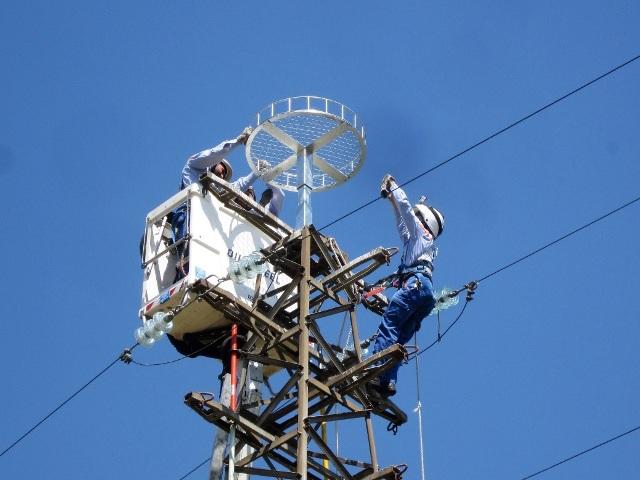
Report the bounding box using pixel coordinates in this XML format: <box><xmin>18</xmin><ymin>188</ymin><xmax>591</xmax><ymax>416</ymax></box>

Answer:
<box><xmin>362</xmin><ymin>260</ymin><xmax>434</xmax><ymax>301</ymax></box>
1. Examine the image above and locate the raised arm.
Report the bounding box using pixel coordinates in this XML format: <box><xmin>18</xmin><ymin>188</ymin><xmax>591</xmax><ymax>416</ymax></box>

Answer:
<box><xmin>389</xmin><ymin>183</ymin><xmax>425</xmax><ymax>240</ymax></box>
<box><xmin>266</xmin><ymin>186</ymin><xmax>284</xmax><ymax>217</ymax></box>
<box><xmin>381</xmin><ymin>174</ymin><xmax>410</xmax><ymax>242</ymax></box>
<box><xmin>389</xmin><ymin>193</ymin><xmax>409</xmax><ymax>242</ymax></box>
<box><xmin>257</xmin><ymin>185</ymin><xmax>285</xmax><ymax>217</ymax></box>
<box><xmin>181</xmin><ymin>138</ymin><xmax>239</xmax><ymax>187</ymax></box>
<box><xmin>180</xmin><ymin>127</ymin><xmax>252</xmax><ymax>188</ymax></box>
<box><xmin>232</xmin><ymin>171</ymin><xmax>259</xmax><ymax>192</ymax></box>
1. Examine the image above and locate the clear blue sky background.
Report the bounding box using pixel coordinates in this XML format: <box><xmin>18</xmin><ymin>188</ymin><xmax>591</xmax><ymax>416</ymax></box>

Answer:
<box><xmin>1</xmin><ymin>1</ymin><xmax>639</xmax><ymax>479</ymax></box>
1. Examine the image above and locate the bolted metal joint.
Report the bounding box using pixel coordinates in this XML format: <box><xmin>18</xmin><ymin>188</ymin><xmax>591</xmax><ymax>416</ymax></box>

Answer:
<box><xmin>119</xmin><ymin>349</ymin><xmax>133</xmax><ymax>364</ymax></box>
<box><xmin>465</xmin><ymin>281</ymin><xmax>479</xmax><ymax>302</ymax></box>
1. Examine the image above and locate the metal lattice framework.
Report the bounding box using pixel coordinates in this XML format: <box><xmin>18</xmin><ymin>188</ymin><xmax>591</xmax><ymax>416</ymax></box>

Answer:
<box><xmin>184</xmin><ymin>173</ymin><xmax>409</xmax><ymax>480</ymax></box>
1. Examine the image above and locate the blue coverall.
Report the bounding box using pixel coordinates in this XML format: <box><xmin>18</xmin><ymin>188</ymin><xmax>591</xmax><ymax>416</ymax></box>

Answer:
<box><xmin>372</xmin><ymin>184</ymin><xmax>438</xmax><ymax>388</ymax></box>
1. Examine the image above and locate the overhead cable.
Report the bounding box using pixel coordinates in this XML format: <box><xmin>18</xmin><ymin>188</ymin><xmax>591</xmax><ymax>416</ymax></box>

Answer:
<box><xmin>130</xmin><ymin>336</ymin><xmax>225</xmax><ymax>367</ymax></box>
<box><xmin>414</xmin><ymin>299</ymin><xmax>471</xmax><ymax>357</ymax></box>
<box><xmin>0</xmin><ymin>275</ymin><xmax>229</xmax><ymax>457</ymax></box>
<box><xmin>317</xmin><ymin>53</ymin><xmax>640</xmax><ymax>233</ymax></box>
<box><xmin>0</xmin><ymin>277</ymin><xmax>230</xmax><ymax>456</ymax></box>
<box><xmin>477</xmin><ymin>194</ymin><xmax>640</xmax><ymax>283</ymax></box>
<box><xmin>519</xmin><ymin>424</ymin><xmax>640</xmax><ymax>479</ymax></box>
<box><xmin>177</xmin><ymin>456</ymin><xmax>211</xmax><ymax>480</ymax></box>
<box><xmin>0</xmin><ymin>344</ymin><xmax>138</xmax><ymax>459</ymax></box>
<box><xmin>415</xmin><ymin>192</ymin><xmax>640</xmax><ymax>356</ymax></box>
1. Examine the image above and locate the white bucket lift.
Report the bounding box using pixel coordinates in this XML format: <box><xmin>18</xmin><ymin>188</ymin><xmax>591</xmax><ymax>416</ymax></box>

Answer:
<box><xmin>139</xmin><ymin>179</ymin><xmax>292</xmax><ymax>340</ymax></box>
<box><xmin>139</xmin><ymin>175</ymin><xmax>297</xmax><ymax>480</ymax></box>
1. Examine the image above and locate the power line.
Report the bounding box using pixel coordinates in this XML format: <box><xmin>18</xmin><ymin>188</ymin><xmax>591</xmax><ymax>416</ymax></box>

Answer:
<box><xmin>180</xmin><ymin>53</ymin><xmax>640</xmax><ymax>476</ymax></box>
<box><xmin>414</xmin><ymin>300</ymin><xmax>470</xmax><ymax>357</ymax></box>
<box><xmin>0</xmin><ymin>276</ymin><xmax>229</xmax><ymax>458</ymax></box>
<box><xmin>317</xmin><ymin>53</ymin><xmax>640</xmax><ymax>233</ymax></box>
<box><xmin>129</xmin><ymin>337</ymin><xmax>221</xmax><ymax>367</ymax></box>
<box><xmin>519</xmin><ymin>424</ymin><xmax>640</xmax><ymax>479</ymax></box>
<box><xmin>0</xmin><ymin>279</ymin><xmax>233</xmax><ymax>459</ymax></box>
<box><xmin>413</xmin><ymin>191</ymin><xmax>640</xmax><ymax>357</ymax></box>
<box><xmin>477</xmin><ymin>194</ymin><xmax>640</xmax><ymax>283</ymax></box>
<box><xmin>130</xmin><ymin>326</ymin><xmax>228</xmax><ymax>367</ymax></box>
<box><xmin>178</xmin><ymin>456</ymin><xmax>211</xmax><ymax>480</ymax></box>
<box><xmin>0</xmin><ymin>345</ymin><xmax>137</xmax><ymax>459</ymax></box>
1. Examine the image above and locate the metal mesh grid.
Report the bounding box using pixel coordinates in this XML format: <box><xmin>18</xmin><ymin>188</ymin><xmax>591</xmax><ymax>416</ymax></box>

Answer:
<box><xmin>316</xmin><ymin>129</ymin><xmax>361</xmax><ymax>181</ymax></box>
<box><xmin>249</xmin><ymin>129</ymin><xmax>297</xmax><ymax>188</ymax></box>
<box><xmin>275</xmin><ymin>113</ymin><xmax>338</xmax><ymax>148</ymax></box>
<box><xmin>246</xmin><ymin>97</ymin><xmax>366</xmax><ymax>192</ymax></box>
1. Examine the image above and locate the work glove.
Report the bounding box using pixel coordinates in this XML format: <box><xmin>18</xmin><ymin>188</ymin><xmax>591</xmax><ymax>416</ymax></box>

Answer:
<box><xmin>380</xmin><ymin>174</ymin><xmax>397</xmax><ymax>198</ymax></box>
<box><xmin>244</xmin><ymin>186</ymin><xmax>256</xmax><ymax>201</ymax></box>
<box><xmin>259</xmin><ymin>188</ymin><xmax>274</xmax><ymax>207</ymax></box>
<box><xmin>237</xmin><ymin>126</ymin><xmax>254</xmax><ymax>145</ymax></box>
<box><xmin>256</xmin><ymin>159</ymin><xmax>271</xmax><ymax>174</ymax></box>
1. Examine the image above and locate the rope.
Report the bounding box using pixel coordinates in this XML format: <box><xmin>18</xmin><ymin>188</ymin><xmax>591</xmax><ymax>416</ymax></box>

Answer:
<box><xmin>329</xmin><ymin>309</ymin><xmax>352</xmax><ymax>461</ymax></box>
<box><xmin>336</xmin><ymin>310</ymin><xmax>349</xmax><ymax>349</ymax></box>
<box><xmin>414</xmin><ymin>333</ymin><xmax>427</xmax><ymax>480</ymax></box>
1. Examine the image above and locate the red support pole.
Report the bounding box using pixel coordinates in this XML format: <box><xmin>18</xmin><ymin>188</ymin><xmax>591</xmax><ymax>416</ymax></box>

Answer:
<box><xmin>228</xmin><ymin>322</ymin><xmax>239</xmax><ymax>479</ymax></box>
<box><xmin>230</xmin><ymin>323</ymin><xmax>238</xmax><ymax>411</ymax></box>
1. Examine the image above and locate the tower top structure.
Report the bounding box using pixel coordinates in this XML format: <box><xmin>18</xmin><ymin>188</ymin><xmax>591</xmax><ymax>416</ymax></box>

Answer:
<box><xmin>246</xmin><ymin>96</ymin><xmax>366</xmax><ymax>228</ymax></box>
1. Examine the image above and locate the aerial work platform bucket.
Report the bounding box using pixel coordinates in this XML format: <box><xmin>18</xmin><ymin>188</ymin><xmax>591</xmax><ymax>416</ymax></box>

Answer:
<box><xmin>139</xmin><ymin>175</ymin><xmax>292</xmax><ymax>340</ymax></box>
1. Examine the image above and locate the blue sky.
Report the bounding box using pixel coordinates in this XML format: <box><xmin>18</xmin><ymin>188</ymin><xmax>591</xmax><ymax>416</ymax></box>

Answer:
<box><xmin>1</xmin><ymin>1</ymin><xmax>639</xmax><ymax>479</ymax></box>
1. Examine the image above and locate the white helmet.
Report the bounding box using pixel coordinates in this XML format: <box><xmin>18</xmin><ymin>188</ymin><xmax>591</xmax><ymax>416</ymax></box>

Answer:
<box><xmin>413</xmin><ymin>204</ymin><xmax>444</xmax><ymax>239</ymax></box>
<box><xmin>216</xmin><ymin>159</ymin><xmax>233</xmax><ymax>181</ymax></box>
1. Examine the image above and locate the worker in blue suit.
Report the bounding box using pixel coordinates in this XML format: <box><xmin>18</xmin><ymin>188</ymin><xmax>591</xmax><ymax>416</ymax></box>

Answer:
<box><xmin>370</xmin><ymin>174</ymin><xmax>445</xmax><ymax>397</ymax></box>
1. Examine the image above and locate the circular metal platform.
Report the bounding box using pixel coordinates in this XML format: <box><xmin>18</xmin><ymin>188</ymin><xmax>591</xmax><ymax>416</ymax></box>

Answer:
<box><xmin>246</xmin><ymin>96</ymin><xmax>366</xmax><ymax>193</ymax></box>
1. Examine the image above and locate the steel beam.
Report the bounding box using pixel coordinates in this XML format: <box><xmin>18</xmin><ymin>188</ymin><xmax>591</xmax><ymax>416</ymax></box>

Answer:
<box><xmin>296</xmin><ymin>227</ymin><xmax>311</xmax><ymax>478</ymax></box>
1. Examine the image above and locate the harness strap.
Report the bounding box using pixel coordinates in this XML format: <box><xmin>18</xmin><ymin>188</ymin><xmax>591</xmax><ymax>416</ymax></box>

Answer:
<box><xmin>398</xmin><ymin>264</ymin><xmax>433</xmax><ymax>282</ymax></box>
<box><xmin>400</xmin><ymin>259</ymin><xmax>433</xmax><ymax>271</ymax></box>
<box><xmin>363</xmin><ymin>261</ymin><xmax>434</xmax><ymax>300</ymax></box>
